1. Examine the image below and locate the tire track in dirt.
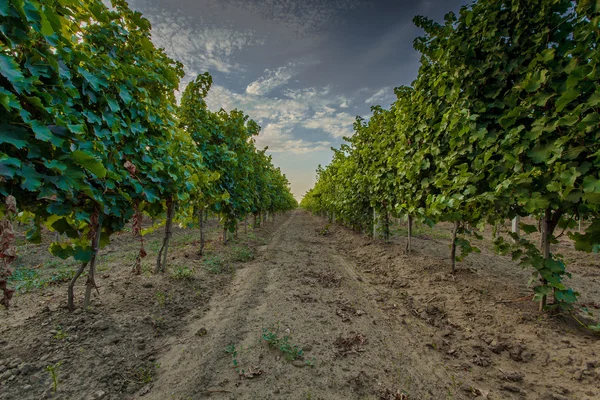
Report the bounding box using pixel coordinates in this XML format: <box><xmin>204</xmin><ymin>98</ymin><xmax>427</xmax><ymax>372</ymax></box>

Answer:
<box><xmin>145</xmin><ymin>213</ymin><xmax>295</xmax><ymax>399</ymax></box>
<box><xmin>146</xmin><ymin>210</ymin><xmax>467</xmax><ymax>399</ymax></box>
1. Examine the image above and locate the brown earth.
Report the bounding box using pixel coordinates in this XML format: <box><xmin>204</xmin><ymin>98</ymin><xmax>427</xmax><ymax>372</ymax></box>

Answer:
<box><xmin>1</xmin><ymin>210</ymin><xmax>599</xmax><ymax>400</ymax></box>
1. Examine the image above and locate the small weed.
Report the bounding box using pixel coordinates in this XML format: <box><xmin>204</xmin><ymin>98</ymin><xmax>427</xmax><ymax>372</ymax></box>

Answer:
<box><xmin>225</xmin><ymin>344</ymin><xmax>240</xmax><ymax>371</ymax></box>
<box><xmin>247</xmin><ymin>232</ymin><xmax>268</xmax><ymax>245</ymax></box>
<box><xmin>53</xmin><ymin>326</ymin><xmax>68</xmax><ymax>340</ymax></box>
<box><xmin>171</xmin><ymin>266</ymin><xmax>193</xmax><ymax>280</ymax></box>
<box><xmin>10</xmin><ymin>261</ymin><xmax>78</xmax><ymax>293</ymax></box>
<box><xmin>319</xmin><ymin>223</ymin><xmax>330</xmax><ymax>236</ymax></box>
<box><xmin>247</xmin><ymin>232</ymin><xmax>257</xmax><ymax>241</ymax></box>
<box><xmin>44</xmin><ymin>259</ymin><xmax>62</xmax><ymax>269</ymax></box>
<box><xmin>48</xmin><ymin>267</ymin><xmax>75</xmax><ymax>284</ymax></box>
<box><xmin>46</xmin><ymin>361</ymin><xmax>62</xmax><ymax>393</ymax></box>
<box><xmin>231</xmin><ymin>246</ymin><xmax>254</xmax><ymax>262</ymax></box>
<box><xmin>155</xmin><ymin>291</ymin><xmax>170</xmax><ymax>307</ymax></box>
<box><xmin>141</xmin><ymin>260</ymin><xmax>154</xmax><ymax>276</ymax></box>
<box><xmin>262</xmin><ymin>326</ymin><xmax>304</xmax><ymax>361</ymax></box>
<box><xmin>203</xmin><ymin>254</ymin><xmax>225</xmax><ymax>274</ymax></box>
<box><xmin>138</xmin><ymin>367</ymin><xmax>153</xmax><ymax>383</ymax></box>
<box><xmin>8</xmin><ymin>268</ymin><xmax>44</xmax><ymax>292</ymax></box>
<box><xmin>133</xmin><ymin>362</ymin><xmax>159</xmax><ymax>384</ymax></box>
<box><xmin>147</xmin><ymin>239</ymin><xmax>161</xmax><ymax>253</ymax></box>
<box><xmin>173</xmin><ymin>233</ymin><xmax>196</xmax><ymax>247</ymax></box>
<box><xmin>305</xmin><ymin>357</ymin><xmax>316</xmax><ymax>367</ymax></box>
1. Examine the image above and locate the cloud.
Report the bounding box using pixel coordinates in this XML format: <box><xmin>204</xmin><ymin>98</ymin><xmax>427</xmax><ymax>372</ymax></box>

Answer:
<box><xmin>128</xmin><ymin>3</ymin><xmax>265</xmax><ymax>76</ymax></box>
<box><xmin>303</xmin><ymin>108</ymin><xmax>355</xmax><ymax>138</ymax></box>
<box><xmin>255</xmin><ymin>123</ymin><xmax>331</xmax><ymax>153</ymax></box>
<box><xmin>206</xmin><ymin>83</ymin><xmax>356</xmax><ymax>152</ymax></box>
<box><xmin>365</xmin><ymin>86</ymin><xmax>394</xmax><ymax>104</ymax></box>
<box><xmin>246</xmin><ymin>63</ymin><xmax>297</xmax><ymax>96</ymax></box>
<box><xmin>207</xmin><ymin>84</ymin><xmax>309</xmax><ymax>123</ymax></box>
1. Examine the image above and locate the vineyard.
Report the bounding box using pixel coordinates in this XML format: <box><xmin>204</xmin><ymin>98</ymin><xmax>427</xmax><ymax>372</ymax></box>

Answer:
<box><xmin>1</xmin><ymin>0</ymin><xmax>600</xmax><ymax>399</ymax></box>
<box><xmin>302</xmin><ymin>0</ymin><xmax>600</xmax><ymax>318</ymax></box>
<box><xmin>0</xmin><ymin>0</ymin><xmax>297</xmax><ymax>311</ymax></box>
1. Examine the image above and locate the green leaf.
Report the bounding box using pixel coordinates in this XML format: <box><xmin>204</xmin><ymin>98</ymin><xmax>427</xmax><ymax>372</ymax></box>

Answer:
<box><xmin>558</xmin><ymin>115</ymin><xmax>578</xmax><ymax>126</ymax></box>
<box><xmin>555</xmin><ymin>88</ymin><xmax>579</xmax><ymax>112</ymax></box>
<box><xmin>0</xmin><ymin>88</ymin><xmax>19</xmax><ymax>110</ymax></box>
<box><xmin>0</xmin><ymin>156</ymin><xmax>20</xmax><ymax>178</ymax></box>
<box><xmin>0</xmin><ymin>124</ymin><xmax>29</xmax><ymax>149</ymax></box>
<box><xmin>40</xmin><ymin>10</ymin><xmax>54</xmax><ymax>36</ymax></box>
<box><xmin>143</xmin><ymin>188</ymin><xmax>159</xmax><ymax>203</ymax></box>
<box><xmin>546</xmin><ymin>181</ymin><xmax>561</xmax><ymax>192</ymax></box>
<box><xmin>527</xmin><ymin>143</ymin><xmax>554</xmax><ymax>163</ymax></box>
<box><xmin>50</xmin><ymin>242</ymin><xmax>93</xmax><ymax>262</ymax></box>
<box><xmin>44</xmin><ymin>159</ymin><xmax>67</xmax><ymax>172</ymax></box>
<box><xmin>20</xmin><ymin>164</ymin><xmax>44</xmax><ymax>191</ymax></box>
<box><xmin>569</xmin><ymin>219</ymin><xmax>600</xmax><ymax>252</ymax></box>
<box><xmin>579</xmin><ymin>112</ymin><xmax>599</xmax><ymax>127</ymax></box>
<box><xmin>106</xmin><ymin>95</ymin><xmax>120</xmax><ymax>112</ymax></box>
<box><xmin>77</xmin><ymin>67</ymin><xmax>103</xmax><ymax>91</ymax></box>
<box><xmin>0</xmin><ymin>0</ymin><xmax>9</xmax><ymax>17</ymax></box>
<box><xmin>559</xmin><ymin>167</ymin><xmax>580</xmax><ymax>187</ymax></box>
<box><xmin>521</xmin><ymin>192</ymin><xmax>549</xmax><ymax>213</ymax></box>
<box><xmin>50</xmin><ymin>217</ymin><xmax>81</xmax><ymax>239</ymax></box>
<box><xmin>118</xmin><ymin>86</ymin><xmax>133</xmax><ymax>104</ymax></box>
<box><xmin>522</xmin><ymin>70</ymin><xmax>547</xmax><ymax>92</ymax></box>
<box><xmin>554</xmin><ymin>289</ymin><xmax>577</xmax><ymax>305</ymax></box>
<box><xmin>582</xmin><ymin>176</ymin><xmax>600</xmax><ymax>193</ymax></box>
<box><xmin>589</xmin><ymin>90</ymin><xmax>600</xmax><ymax>107</ymax></box>
<box><xmin>0</xmin><ymin>53</ymin><xmax>25</xmax><ymax>89</ymax></box>
<box><xmin>68</xmin><ymin>124</ymin><xmax>86</xmax><ymax>134</ymax></box>
<box><xmin>520</xmin><ymin>223</ymin><xmax>538</xmax><ymax>234</ymax></box>
<box><xmin>70</xmin><ymin>150</ymin><xmax>107</xmax><ymax>178</ymax></box>
<box><xmin>31</xmin><ymin>120</ymin><xmax>63</xmax><ymax>146</ymax></box>
<box><xmin>26</xmin><ymin>223</ymin><xmax>42</xmax><ymax>244</ymax></box>
<box><xmin>533</xmin><ymin>285</ymin><xmax>553</xmax><ymax>296</ymax></box>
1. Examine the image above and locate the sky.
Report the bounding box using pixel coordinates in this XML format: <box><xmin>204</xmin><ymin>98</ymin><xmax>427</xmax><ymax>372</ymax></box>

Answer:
<box><xmin>127</xmin><ymin>0</ymin><xmax>468</xmax><ymax>200</ymax></box>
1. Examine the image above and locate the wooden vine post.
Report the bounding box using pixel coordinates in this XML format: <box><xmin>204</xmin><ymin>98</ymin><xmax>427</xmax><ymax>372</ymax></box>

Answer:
<box><xmin>406</xmin><ymin>215</ymin><xmax>413</xmax><ymax>253</ymax></box>
<box><xmin>450</xmin><ymin>221</ymin><xmax>459</xmax><ymax>274</ymax></box>
<box><xmin>511</xmin><ymin>216</ymin><xmax>520</xmax><ymax>243</ymax></box>
<box><xmin>199</xmin><ymin>208</ymin><xmax>205</xmax><ymax>255</ymax></box>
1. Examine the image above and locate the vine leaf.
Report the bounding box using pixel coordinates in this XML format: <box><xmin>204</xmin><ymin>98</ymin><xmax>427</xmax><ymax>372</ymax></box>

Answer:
<box><xmin>70</xmin><ymin>150</ymin><xmax>107</xmax><ymax>179</ymax></box>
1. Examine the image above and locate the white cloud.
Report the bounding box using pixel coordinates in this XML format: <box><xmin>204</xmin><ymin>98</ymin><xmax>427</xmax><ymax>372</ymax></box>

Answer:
<box><xmin>303</xmin><ymin>109</ymin><xmax>355</xmax><ymax>138</ymax></box>
<box><xmin>246</xmin><ymin>63</ymin><xmax>296</xmax><ymax>96</ymax></box>
<box><xmin>206</xmin><ymin>83</ymin><xmax>356</xmax><ymax>152</ymax></box>
<box><xmin>129</xmin><ymin>4</ymin><xmax>265</xmax><ymax>76</ymax></box>
<box><xmin>365</xmin><ymin>87</ymin><xmax>394</xmax><ymax>104</ymax></box>
<box><xmin>207</xmin><ymin>84</ymin><xmax>309</xmax><ymax>123</ymax></box>
<box><xmin>255</xmin><ymin>123</ymin><xmax>331</xmax><ymax>153</ymax></box>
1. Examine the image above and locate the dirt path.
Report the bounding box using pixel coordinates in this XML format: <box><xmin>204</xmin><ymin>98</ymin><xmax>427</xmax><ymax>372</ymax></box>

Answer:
<box><xmin>3</xmin><ymin>210</ymin><xmax>597</xmax><ymax>399</ymax></box>
<box><xmin>148</xmin><ymin>210</ymin><xmax>462</xmax><ymax>400</ymax></box>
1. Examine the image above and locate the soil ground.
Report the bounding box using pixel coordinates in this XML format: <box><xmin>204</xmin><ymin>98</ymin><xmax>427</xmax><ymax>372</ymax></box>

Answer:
<box><xmin>1</xmin><ymin>210</ymin><xmax>599</xmax><ymax>400</ymax></box>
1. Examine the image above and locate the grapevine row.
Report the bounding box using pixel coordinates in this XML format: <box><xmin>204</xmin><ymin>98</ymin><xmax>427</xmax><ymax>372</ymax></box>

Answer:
<box><xmin>302</xmin><ymin>0</ymin><xmax>600</xmax><ymax>313</ymax></box>
<box><xmin>0</xmin><ymin>0</ymin><xmax>296</xmax><ymax>310</ymax></box>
